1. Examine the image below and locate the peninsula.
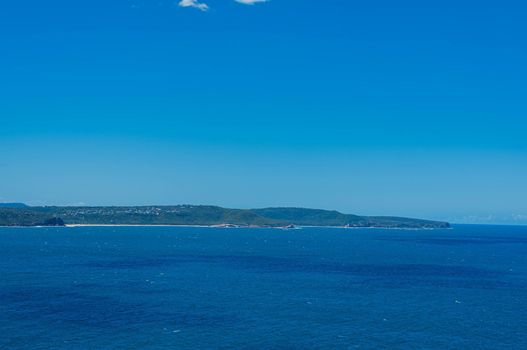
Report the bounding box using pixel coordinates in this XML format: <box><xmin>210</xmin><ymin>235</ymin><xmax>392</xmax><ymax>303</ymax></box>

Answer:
<box><xmin>0</xmin><ymin>204</ymin><xmax>449</xmax><ymax>229</ymax></box>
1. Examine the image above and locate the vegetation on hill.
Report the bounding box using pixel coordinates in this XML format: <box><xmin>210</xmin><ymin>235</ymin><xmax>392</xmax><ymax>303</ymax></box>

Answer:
<box><xmin>0</xmin><ymin>205</ymin><xmax>449</xmax><ymax>228</ymax></box>
<box><xmin>0</xmin><ymin>207</ymin><xmax>65</xmax><ymax>226</ymax></box>
<box><xmin>0</xmin><ymin>203</ymin><xmax>29</xmax><ymax>208</ymax></box>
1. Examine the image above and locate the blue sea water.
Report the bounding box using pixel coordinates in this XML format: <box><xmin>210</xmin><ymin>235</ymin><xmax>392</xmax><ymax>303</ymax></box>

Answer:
<box><xmin>1</xmin><ymin>225</ymin><xmax>527</xmax><ymax>349</ymax></box>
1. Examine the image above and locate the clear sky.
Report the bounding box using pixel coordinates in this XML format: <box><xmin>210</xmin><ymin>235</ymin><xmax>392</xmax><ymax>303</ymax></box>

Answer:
<box><xmin>1</xmin><ymin>0</ymin><xmax>526</xmax><ymax>224</ymax></box>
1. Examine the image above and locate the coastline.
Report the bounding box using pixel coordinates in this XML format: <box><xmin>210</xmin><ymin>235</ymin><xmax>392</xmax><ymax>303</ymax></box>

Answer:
<box><xmin>0</xmin><ymin>205</ymin><xmax>450</xmax><ymax>229</ymax></box>
<box><xmin>0</xmin><ymin>224</ymin><xmax>453</xmax><ymax>230</ymax></box>
<box><xmin>63</xmin><ymin>224</ymin><xmax>279</xmax><ymax>228</ymax></box>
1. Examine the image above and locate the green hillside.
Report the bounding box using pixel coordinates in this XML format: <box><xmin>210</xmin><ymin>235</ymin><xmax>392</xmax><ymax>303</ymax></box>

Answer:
<box><xmin>0</xmin><ymin>205</ymin><xmax>449</xmax><ymax>228</ymax></box>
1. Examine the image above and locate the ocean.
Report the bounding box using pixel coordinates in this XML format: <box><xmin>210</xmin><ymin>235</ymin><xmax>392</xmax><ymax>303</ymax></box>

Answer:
<box><xmin>1</xmin><ymin>225</ymin><xmax>526</xmax><ymax>349</ymax></box>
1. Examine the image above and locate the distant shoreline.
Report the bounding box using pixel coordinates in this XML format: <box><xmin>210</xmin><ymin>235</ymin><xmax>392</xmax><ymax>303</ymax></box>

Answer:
<box><xmin>0</xmin><ymin>205</ymin><xmax>450</xmax><ymax>229</ymax></box>
<box><xmin>0</xmin><ymin>224</ymin><xmax>453</xmax><ymax>230</ymax></box>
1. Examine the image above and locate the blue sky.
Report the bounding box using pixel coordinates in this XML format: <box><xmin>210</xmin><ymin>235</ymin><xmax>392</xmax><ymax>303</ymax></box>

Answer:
<box><xmin>1</xmin><ymin>0</ymin><xmax>526</xmax><ymax>223</ymax></box>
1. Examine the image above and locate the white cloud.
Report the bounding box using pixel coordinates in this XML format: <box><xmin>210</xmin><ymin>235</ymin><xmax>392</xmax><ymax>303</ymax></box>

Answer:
<box><xmin>513</xmin><ymin>214</ymin><xmax>527</xmax><ymax>222</ymax></box>
<box><xmin>178</xmin><ymin>0</ymin><xmax>209</xmax><ymax>11</ymax></box>
<box><xmin>235</xmin><ymin>0</ymin><xmax>268</xmax><ymax>5</ymax></box>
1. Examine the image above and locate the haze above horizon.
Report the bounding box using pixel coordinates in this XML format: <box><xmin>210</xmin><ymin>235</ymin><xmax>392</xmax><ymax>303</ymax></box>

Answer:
<box><xmin>1</xmin><ymin>1</ymin><xmax>526</xmax><ymax>224</ymax></box>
